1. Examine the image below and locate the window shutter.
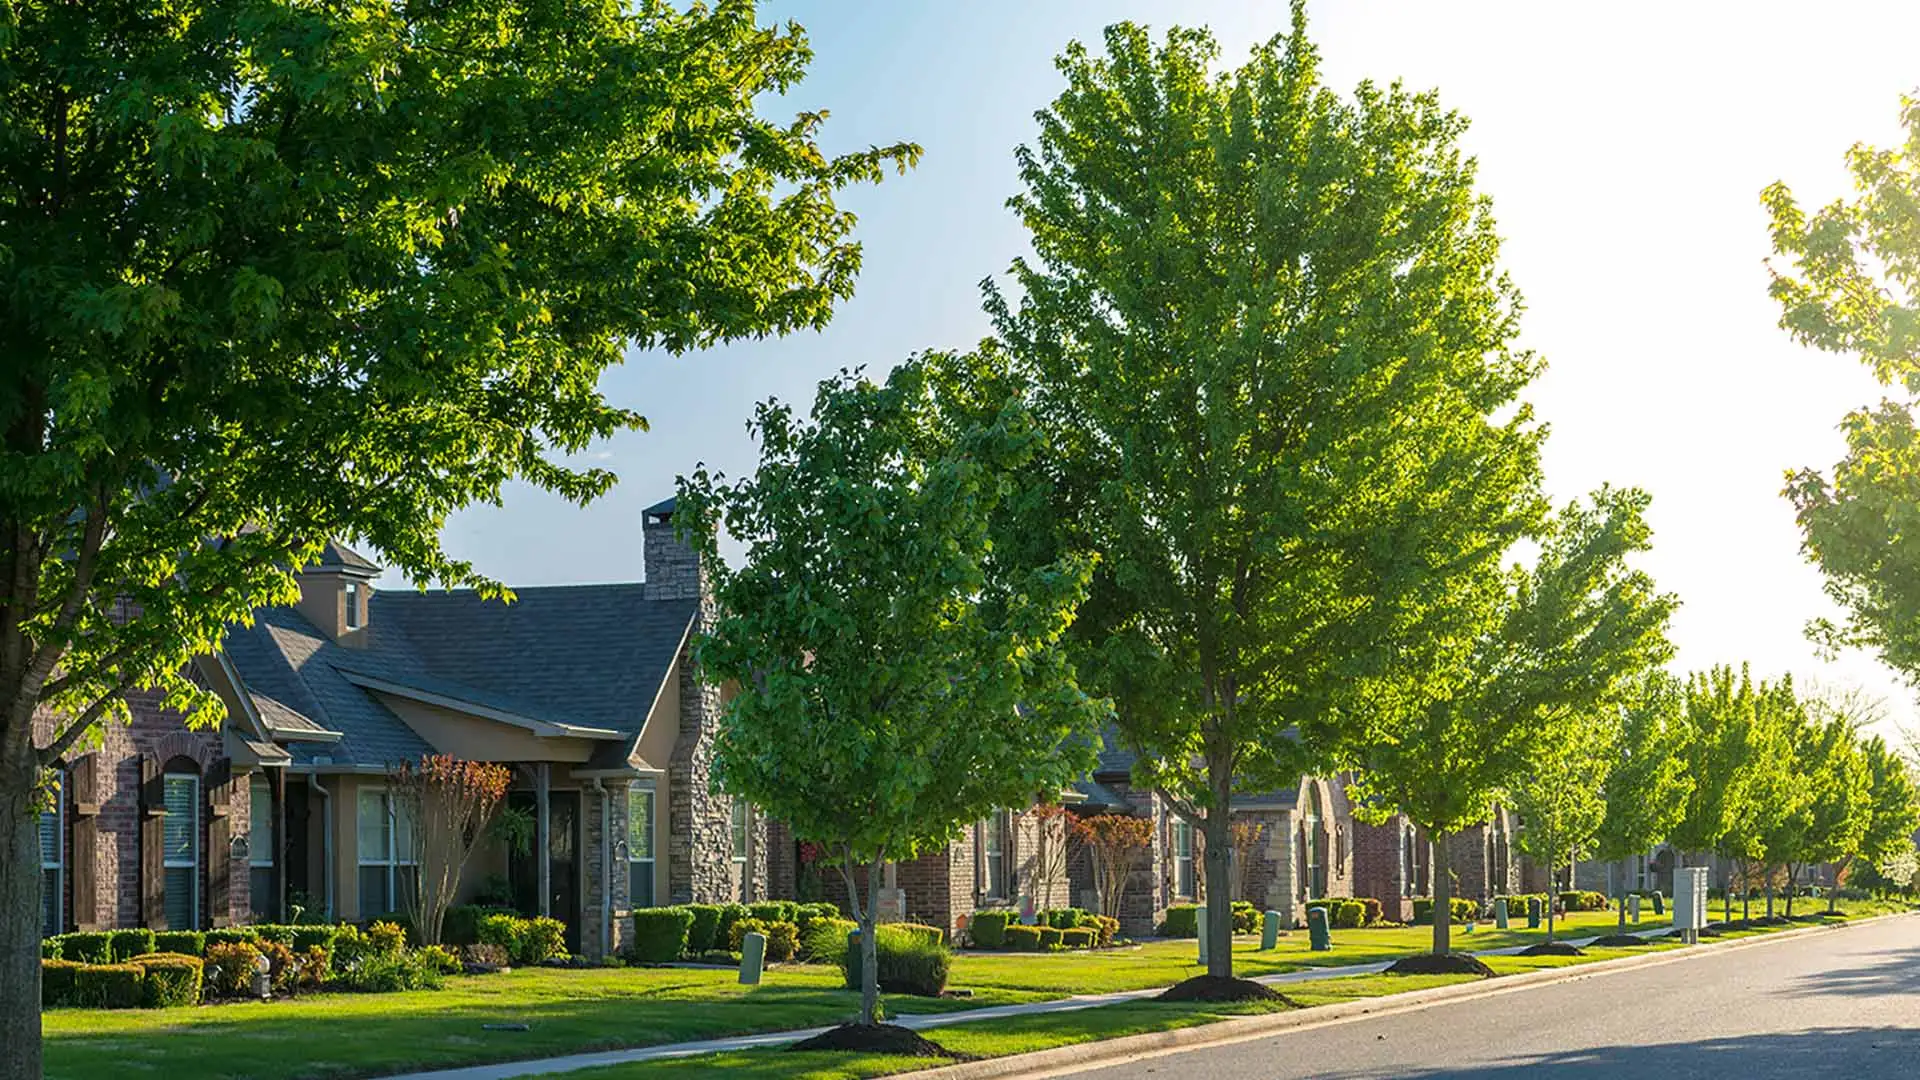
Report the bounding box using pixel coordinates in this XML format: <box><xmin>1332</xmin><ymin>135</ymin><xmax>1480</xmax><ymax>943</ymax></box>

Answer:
<box><xmin>140</xmin><ymin>754</ymin><xmax>165</xmax><ymax>928</ymax></box>
<box><xmin>973</xmin><ymin>823</ymin><xmax>984</xmax><ymax>900</ymax></box>
<box><xmin>67</xmin><ymin>755</ymin><xmax>100</xmax><ymax>931</ymax></box>
<box><xmin>205</xmin><ymin>758</ymin><xmax>232</xmax><ymax>928</ymax></box>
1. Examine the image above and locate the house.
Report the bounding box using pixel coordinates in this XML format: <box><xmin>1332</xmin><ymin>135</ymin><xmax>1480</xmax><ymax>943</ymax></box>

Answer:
<box><xmin>1347</xmin><ymin>794</ymin><xmax>1520</xmax><ymax>922</ymax></box>
<box><xmin>36</xmin><ymin>498</ymin><xmax>759</xmax><ymax>960</ymax></box>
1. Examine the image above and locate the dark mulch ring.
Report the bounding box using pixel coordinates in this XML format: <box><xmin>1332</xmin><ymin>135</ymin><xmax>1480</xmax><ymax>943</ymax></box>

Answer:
<box><xmin>1384</xmin><ymin>953</ymin><xmax>1496</xmax><ymax>977</ymax></box>
<box><xmin>1790</xmin><ymin>913</ymin><xmax>1835</xmax><ymax>923</ymax></box>
<box><xmin>1157</xmin><ymin>975</ymin><xmax>1298</xmax><ymax>1004</ymax></box>
<box><xmin>788</xmin><ymin>1024</ymin><xmax>968</xmax><ymax>1059</ymax></box>
<box><xmin>1518</xmin><ymin>942</ymin><xmax>1585</xmax><ymax>957</ymax></box>
<box><xmin>1587</xmin><ymin>934</ymin><xmax>1651</xmax><ymax>948</ymax></box>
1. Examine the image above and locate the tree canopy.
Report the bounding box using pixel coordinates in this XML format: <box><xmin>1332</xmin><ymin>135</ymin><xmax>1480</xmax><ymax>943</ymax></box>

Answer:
<box><xmin>0</xmin><ymin>2</ymin><xmax>915</xmax><ymax>1072</ymax></box>
<box><xmin>678</xmin><ymin>356</ymin><xmax>1105</xmax><ymax>1027</ymax></box>
<box><xmin>985</xmin><ymin>3</ymin><xmax>1545</xmax><ymax>980</ymax></box>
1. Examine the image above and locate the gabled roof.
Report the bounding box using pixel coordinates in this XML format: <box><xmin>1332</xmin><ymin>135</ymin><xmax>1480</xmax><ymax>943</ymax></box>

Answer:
<box><xmin>314</xmin><ymin>540</ymin><xmax>381</xmax><ymax>575</ymax></box>
<box><xmin>221</xmin><ymin>582</ymin><xmax>696</xmax><ymax>770</ymax></box>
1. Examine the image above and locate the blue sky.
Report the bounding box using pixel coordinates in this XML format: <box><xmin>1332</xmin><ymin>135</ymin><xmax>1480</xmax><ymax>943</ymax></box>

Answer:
<box><xmin>407</xmin><ymin>1</ymin><xmax>1920</xmax><ymax>736</ymax></box>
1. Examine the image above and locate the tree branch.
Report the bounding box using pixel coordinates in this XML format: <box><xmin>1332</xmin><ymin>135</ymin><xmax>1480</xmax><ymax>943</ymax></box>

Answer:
<box><xmin>38</xmin><ymin>690</ymin><xmax>122</xmax><ymax>767</ymax></box>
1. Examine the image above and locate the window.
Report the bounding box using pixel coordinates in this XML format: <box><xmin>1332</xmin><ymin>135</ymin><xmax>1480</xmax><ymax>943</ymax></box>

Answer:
<box><xmin>628</xmin><ymin>785</ymin><xmax>656</xmax><ymax>909</ymax></box>
<box><xmin>40</xmin><ymin>772</ymin><xmax>62</xmax><ymax>937</ymax></box>
<box><xmin>1172</xmin><ymin>819</ymin><xmax>1195</xmax><ymax>899</ymax></box>
<box><xmin>729</xmin><ymin>800</ymin><xmax>750</xmax><ymax>901</ymax></box>
<box><xmin>344</xmin><ymin>582</ymin><xmax>362</xmax><ymax>630</ymax></box>
<box><xmin>250</xmin><ymin>775</ymin><xmax>275</xmax><ymax>919</ymax></box>
<box><xmin>357</xmin><ymin>788</ymin><xmax>417</xmax><ymax>917</ymax></box>
<box><xmin>1634</xmin><ymin>853</ymin><xmax>1650</xmax><ymax>892</ymax></box>
<box><xmin>980</xmin><ymin>813</ymin><xmax>1010</xmax><ymax>900</ymax></box>
<box><xmin>163</xmin><ymin>773</ymin><xmax>200</xmax><ymax>929</ymax></box>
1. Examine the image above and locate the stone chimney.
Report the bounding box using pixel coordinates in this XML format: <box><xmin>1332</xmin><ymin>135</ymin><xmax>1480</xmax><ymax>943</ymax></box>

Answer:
<box><xmin>295</xmin><ymin>540</ymin><xmax>380</xmax><ymax>644</ymax></box>
<box><xmin>642</xmin><ymin>496</ymin><xmax>705</xmax><ymax>603</ymax></box>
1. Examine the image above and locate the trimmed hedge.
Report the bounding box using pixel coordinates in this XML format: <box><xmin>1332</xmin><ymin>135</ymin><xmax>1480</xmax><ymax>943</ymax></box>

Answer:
<box><xmin>747</xmin><ymin>901</ymin><xmax>797</xmax><ymax>925</ymax></box>
<box><xmin>891</xmin><ymin>922</ymin><xmax>945</xmax><ymax>947</ymax></box>
<box><xmin>1410</xmin><ymin>897</ymin><xmax>1479</xmax><ymax>925</ymax></box>
<box><xmin>1231</xmin><ymin>901</ymin><xmax>1258</xmax><ymax>934</ymax></box>
<box><xmin>795</xmin><ymin>902</ymin><xmax>841</xmax><ymax>930</ymax></box>
<box><xmin>108</xmin><ymin>928</ymin><xmax>155</xmax><ymax>962</ymax></box>
<box><xmin>1161</xmin><ymin>903</ymin><xmax>1202</xmax><ymax>938</ymax></box>
<box><xmin>152</xmin><ymin>931</ymin><xmax>205</xmax><ymax>957</ymax></box>
<box><xmin>841</xmin><ymin>925</ymin><xmax>951</xmax><ymax>996</ymax></box>
<box><xmin>1060</xmin><ymin>927</ymin><xmax>1095</xmax><ymax>948</ymax></box>
<box><xmin>474</xmin><ymin>913</ymin><xmax>567</xmax><ymax>965</ymax></box>
<box><xmin>204</xmin><ymin>927</ymin><xmax>260</xmax><ymax>949</ymax></box>
<box><xmin>73</xmin><ymin>963</ymin><xmax>146</xmax><ymax>1009</ymax></box>
<box><xmin>713</xmin><ymin>904</ymin><xmax>751</xmax><ymax>953</ymax></box>
<box><xmin>684</xmin><ymin>904</ymin><xmax>724</xmax><ymax>953</ymax></box>
<box><xmin>629</xmin><ymin>906</ymin><xmax>695</xmax><ymax>964</ymax></box>
<box><xmin>1042</xmin><ymin>907</ymin><xmax>1085</xmax><ymax>930</ymax></box>
<box><xmin>1358</xmin><ymin>897</ymin><xmax>1384</xmax><ymax>926</ymax></box>
<box><xmin>1004</xmin><ymin>925</ymin><xmax>1043</xmax><ymax>950</ymax></box>
<box><xmin>969</xmin><ymin>909</ymin><xmax>1014</xmax><ymax>948</ymax></box>
<box><xmin>1037</xmin><ymin>927</ymin><xmax>1063</xmax><ymax>948</ymax></box>
<box><xmin>41</xmin><ymin>959</ymin><xmax>80</xmax><ymax>1006</ymax></box>
<box><xmin>60</xmin><ymin>932</ymin><xmax>112</xmax><ymax>965</ymax></box>
<box><xmin>1561</xmin><ymin>890</ymin><xmax>1608</xmax><ymax>912</ymax></box>
<box><xmin>134</xmin><ymin>954</ymin><xmax>204</xmax><ymax>1007</ymax></box>
<box><xmin>443</xmin><ymin>905</ymin><xmax>516</xmax><ymax>947</ymax></box>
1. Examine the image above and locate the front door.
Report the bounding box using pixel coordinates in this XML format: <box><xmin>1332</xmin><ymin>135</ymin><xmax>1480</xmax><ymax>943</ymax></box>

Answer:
<box><xmin>508</xmin><ymin>790</ymin><xmax>582</xmax><ymax>953</ymax></box>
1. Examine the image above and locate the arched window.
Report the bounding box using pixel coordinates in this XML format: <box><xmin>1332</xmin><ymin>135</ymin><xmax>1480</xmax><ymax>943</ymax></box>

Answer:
<box><xmin>162</xmin><ymin>765</ymin><xmax>202</xmax><ymax>929</ymax></box>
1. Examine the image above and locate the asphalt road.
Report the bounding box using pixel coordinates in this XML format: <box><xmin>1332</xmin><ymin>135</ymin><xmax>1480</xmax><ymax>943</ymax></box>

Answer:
<box><xmin>1054</xmin><ymin>913</ymin><xmax>1920</xmax><ymax>1080</ymax></box>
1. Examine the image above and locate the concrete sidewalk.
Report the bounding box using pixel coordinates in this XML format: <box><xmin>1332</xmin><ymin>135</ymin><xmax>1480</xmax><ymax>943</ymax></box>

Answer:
<box><xmin>390</xmin><ymin>923</ymin><xmax>1673</xmax><ymax>1080</ymax></box>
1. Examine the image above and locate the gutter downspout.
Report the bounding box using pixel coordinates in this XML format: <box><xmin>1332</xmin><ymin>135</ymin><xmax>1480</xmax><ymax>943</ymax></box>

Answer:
<box><xmin>589</xmin><ymin>779</ymin><xmax>612</xmax><ymax>961</ymax></box>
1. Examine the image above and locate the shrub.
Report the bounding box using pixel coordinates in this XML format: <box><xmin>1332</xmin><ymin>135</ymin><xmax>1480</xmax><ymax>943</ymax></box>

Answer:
<box><xmin>1231</xmin><ymin>901</ymin><xmax>1258</xmax><ymax>934</ymax></box>
<box><xmin>1004</xmin><ymin>925</ymin><xmax>1044</xmax><ymax>951</ymax></box>
<box><xmin>1409</xmin><ymin>897</ymin><xmax>1477</xmax><ymax>925</ymax></box>
<box><xmin>458</xmin><ymin>943</ymin><xmax>509</xmax><ymax>970</ymax></box>
<box><xmin>748</xmin><ymin>901</ymin><xmax>797</xmax><ymax>924</ymax></box>
<box><xmin>443</xmin><ymin>905</ymin><xmax>515</xmax><ymax>946</ymax></box>
<box><xmin>1088</xmin><ymin>914</ymin><xmax>1120</xmax><ymax>947</ymax></box>
<box><xmin>1358</xmin><ymin>897</ymin><xmax>1383</xmax><ymax>926</ymax></box>
<box><xmin>629</xmin><ymin>906</ymin><xmax>695</xmax><ymax>964</ymax></box>
<box><xmin>969</xmin><ymin>909</ymin><xmax>1013</xmax><ymax>948</ymax></box>
<box><xmin>290</xmin><ymin>925</ymin><xmax>338</xmax><ymax>953</ymax></box>
<box><xmin>519</xmin><ymin>917</ymin><xmax>568</xmax><ymax>964</ymax></box>
<box><xmin>299</xmin><ymin>945</ymin><xmax>333</xmax><ymax>988</ymax></box>
<box><xmin>135</xmin><ymin>955</ymin><xmax>203</xmax><ymax>1007</ymax></box>
<box><xmin>795</xmin><ymin>902</ymin><xmax>841</xmax><ymax>930</ymax></box>
<box><xmin>72</xmin><ymin>963</ymin><xmax>146</xmax><ymax>1009</ymax></box>
<box><xmin>40</xmin><ymin>959</ymin><xmax>81</xmax><ymax>1006</ymax></box>
<box><xmin>729</xmin><ymin>917</ymin><xmax>769</xmax><ymax>953</ymax></box>
<box><xmin>713</xmin><ymin>903</ymin><xmax>751</xmax><ymax>951</ymax></box>
<box><xmin>251</xmin><ymin>924</ymin><xmax>297</xmax><ymax>945</ymax></box>
<box><xmin>41</xmin><ymin>936</ymin><xmax>62</xmax><ymax>960</ymax></box>
<box><xmin>204</xmin><ymin>927</ymin><xmax>260</xmax><ymax>949</ymax></box>
<box><xmin>153</xmin><ymin>930</ymin><xmax>205</xmax><ymax>957</ymax></box>
<box><xmin>334</xmin><ymin>951</ymin><xmax>444</xmax><ymax>993</ymax></box>
<box><xmin>1043</xmin><ymin>907</ymin><xmax>1085</xmax><ymax>930</ymax></box>
<box><xmin>1560</xmin><ymin>890</ymin><xmax>1607</xmax><ymax>912</ymax></box>
<box><xmin>840</xmin><ymin>925</ymin><xmax>951</xmax><ymax>997</ymax></box>
<box><xmin>205</xmin><ymin>941</ymin><xmax>264</xmax><ymax>997</ymax></box>
<box><xmin>683</xmin><ymin>904</ymin><xmax>724</xmax><ymax>953</ymax></box>
<box><xmin>763</xmin><ymin>921</ymin><xmax>799</xmax><ymax>962</ymax></box>
<box><xmin>892</xmin><ymin>922</ymin><xmax>944</xmax><ymax>947</ymax></box>
<box><xmin>1037</xmin><ymin>927</ymin><xmax>1063</xmax><ymax>948</ymax></box>
<box><xmin>799</xmin><ymin>918</ymin><xmax>857</xmax><ymax>963</ymax></box>
<box><xmin>1161</xmin><ymin>903</ymin><xmax>1202</xmax><ymax>938</ymax></box>
<box><xmin>475</xmin><ymin>914</ymin><xmax>525</xmax><ymax>960</ymax></box>
<box><xmin>419</xmin><ymin>945</ymin><xmax>463</xmax><ymax>974</ymax></box>
<box><xmin>257</xmin><ymin>939</ymin><xmax>299</xmax><ymax>993</ymax></box>
<box><xmin>364</xmin><ymin>921</ymin><xmax>409</xmax><ymax>955</ymax></box>
<box><xmin>60</xmin><ymin>931</ymin><xmax>112</xmax><ymax>964</ymax></box>
<box><xmin>1060</xmin><ymin>927</ymin><xmax>1095</xmax><ymax>948</ymax></box>
<box><xmin>108</xmin><ymin>928</ymin><xmax>155</xmax><ymax>962</ymax></box>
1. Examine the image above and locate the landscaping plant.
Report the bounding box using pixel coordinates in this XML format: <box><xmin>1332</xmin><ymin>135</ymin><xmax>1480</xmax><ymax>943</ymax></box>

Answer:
<box><xmin>390</xmin><ymin>756</ymin><xmax>513</xmax><ymax>946</ymax></box>
<box><xmin>1073</xmin><ymin>815</ymin><xmax>1152</xmax><ymax>922</ymax></box>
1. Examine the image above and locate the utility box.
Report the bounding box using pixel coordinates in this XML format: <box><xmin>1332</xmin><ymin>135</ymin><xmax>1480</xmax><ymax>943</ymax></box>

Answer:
<box><xmin>1674</xmin><ymin>867</ymin><xmax>1709</xmax><ymax>943</ymax></box>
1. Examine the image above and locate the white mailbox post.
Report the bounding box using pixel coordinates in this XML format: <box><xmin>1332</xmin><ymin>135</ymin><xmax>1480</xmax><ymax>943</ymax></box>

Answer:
<box><xmin>1674</xmin><ymin>866</ymin><xmax>1710</xmax><ymax>944</ymax></box>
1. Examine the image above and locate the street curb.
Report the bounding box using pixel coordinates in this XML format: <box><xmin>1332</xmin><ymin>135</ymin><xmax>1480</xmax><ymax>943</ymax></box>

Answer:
<box><xmin>888</xmin><ymin>910</ymin><xmax>1916</xmax><ymax>1080</ymax></box>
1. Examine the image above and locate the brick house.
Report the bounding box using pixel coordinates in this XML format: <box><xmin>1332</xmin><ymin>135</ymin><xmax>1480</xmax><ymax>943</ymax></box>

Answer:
<box><xmin>1346</xmin><ymin>788</ymin><xmax>1520</xmax><ymax>922</ymax></box>
<box><xmin>36</xmin><ymin>497</ymin><xmax>761</xmax><ymax>960</ymax></box>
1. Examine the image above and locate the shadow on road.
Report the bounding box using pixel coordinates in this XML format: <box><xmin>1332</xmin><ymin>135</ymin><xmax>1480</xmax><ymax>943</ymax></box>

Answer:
<box><xmin>1374</xmin><ymin>1028</ymin><xmax>1920</xmax><ymax>1079</ymax></box>
<box><xmin>1773</xmin><ymin>946</ymin><xmax>1920</xmax><ymax>998</ymax></box>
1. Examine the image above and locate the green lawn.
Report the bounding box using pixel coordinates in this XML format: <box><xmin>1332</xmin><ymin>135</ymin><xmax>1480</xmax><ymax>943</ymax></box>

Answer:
<box><xmin>42</xmin><ymin>901</ymin><xmax>1906</xmax><ymax>1080</ymax></box>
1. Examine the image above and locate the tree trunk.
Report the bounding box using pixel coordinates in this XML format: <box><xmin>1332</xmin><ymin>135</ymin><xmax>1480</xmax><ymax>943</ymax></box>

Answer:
<box><xmin>861</xmin><ymin>855</ymin><xmax>882</xmax><ymax>1026</ymax></box>
<box><xmin>1612</xmin><ymin>863</ymin><xmax>1626</xmax><ymax>930</ymax></box>
<box><xmin>1</xmin><ymin>750</ymin><xmax>43</xmax><ymax>1080</ymax></box>
<box><xmin>1546</xmin><ymin>851</ymin><xmax>1558</xmax><ymax>943</ymax></box>
<box><xmin>1201</xmin><ymin>808</ymin><xmax>1233</xmax><ymax>979</ymax></box>
<box><xmin>1430</xmin><ymin>831</ymin><xmax>1453</xmax><ymax>956</ymax></box>
<box><xmin>1829</xmin><ymin>858</ymin><xmax>1848</xmax><ymax>914</ymax></box>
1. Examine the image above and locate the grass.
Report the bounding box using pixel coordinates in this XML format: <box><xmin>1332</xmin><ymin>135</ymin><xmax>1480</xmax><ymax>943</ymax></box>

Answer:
<box><xmin>41</xmin><ymin>899</ymin><xmax>1908</xmax><ymax>1080</ymax></box>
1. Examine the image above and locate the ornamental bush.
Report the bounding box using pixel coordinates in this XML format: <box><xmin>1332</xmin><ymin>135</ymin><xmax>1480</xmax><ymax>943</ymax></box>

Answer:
<box><xmin>1231</xmin><ymin>901</ymin><xmax>1258</xmax><ymax>934</ymax></box>
<box><xmin>1037</xmin><ymin>927</ymin><xmax>1063</xmax><ymax>948</ymax></box>
<box><xmin>969</xmin><ymin>910</ymin><xmax>1013</xmax><ymax>948</ymax></box>
<box><xmin>1409</xmin><ymin>897</ymin><xmax>1479</xmax><ymax>925</ymax></box>
<box><xmin>795</xmin><ymin>902</ymin><xmax>841</xmax><ymax>930</ymax></box>
<box><xmin>364</xmin><ymin>921</ymin><xmax>409</xmax><ymax>955</ymax></box>
<box><xmin>251</xmin><ymin>924</ymin><xmax>297</xmax><ymax>945</ymax></box>
<box><xmin>1043</xmin><ymin>907</ymin><xmax>1085</xmax><ymax>930</ymax></box>
<box><xmin>60</xmin><ymin>931</ymin><xmax>112</xmax><ymax>964</ymax></box>
<box><xmin>729</xmin><ymin>917</ymin><xmax>769</xmax><ymax>952</ymax></box>
<box><xmin>683</xmin><ymin>903</ymin><xmax>724</xmax><ymax>953</ymax></box>
<box><xmin>40</xmin><ymin>936</ymin><xmax>61</xmax><ymax>960</ymax></box>
<box><xmin>1332</xmin><ymin>899</ymin><xmax>1366</xmax><ymax>929</ymax></box>
<box><xmin>1004</xmin><ymin>925</ymin><xmax>1043</xmax><ymax>950</ymax></box>
<box><xmin>799</xmin><ymin>918</ymin><xmax>856</xmax><ymax>963</ymax></box>
<box><xmin>1161</xmin><ymin>903</ymin><xmax>1202</xmax><ymax>938</ymax></box>
<box><xmin>475</xmin><ymin>914</ymin><xmax>526</xmax><ymax>961</ymax></box>
<box><xmin>519</xmin><ymin>917</ymin><xmax>568</xmax><ymax>964</ymax></box>
<box><xmin>1088</xmin><ymin>914</ymin><xmax>1120</xmax><ymax>946</ymax></box>
<box><xmin>892</xmin><ymin>922</ymin><xmax>945</xmax><ymax>947</ymax></box>
<box><xmin>763</xmin><ymin>921</ymin><xmax>799</xmax><ymax>962</ymax></box>
<box><xmin>108</xmin><ymin>928</ymin><xmax>155</xmax><ymax>962</ymax></box>
<box><xmin>629</xmin><ymin>906</ymin><xmax>695</xmax><ymax>964</ymax></box>
<box><xmin>1560</xmin><ymin>890</ymin><xmax>1607</xmax><ymax>912</ymax></box>
<box><xmin>72</xmin><ymin>963</ymin><xmax>146</xmax><ymax>1009</ymax></box>
<box><xmin>713</xmin><ymin>903</ymin><xmax>751</xmax><ymax>952</ymax></box>
<box><xmin>1357</xmin><ymin>897</ymin><xmax>1384</xmax><ymax>926</ymax></box>
<box><xmin>153</xmin><ymin>931</ymin><xmax>205</xmax><ymax>957</ymax></box>
<box><xmin>1060</xmin><ymin>927</ymin><xmax>1095</xmax><ymax>948</ymax></box>
<box><xmin>443</xmin><ymin>905</ymin><xmax>516</xmax><ymax>946</ymax></box>
<box><xmin>204</xmin><ymin>941</ymin><xmax>264</xmax><ymax>997</ymax></box>
<box><xmin>334</xmin><ymin>950</ymin><xmax>444</xmax><ymax>993</ymax></box>
<box><xmin>748</xmin><ymin>901</ymin><xmax>797</xmax><ymax>924</ymax></box>
<box><xmin>40</xmin><ymin>959</ymin><xmax>80</xmax><ymax>1006</ymax></box>
<box><xmin>204</xmin><ymin>927</ymin><xmax>260</xmax><ymax>949</ymax></box>
<box><xmin>840</xmin><ymin>925</ymin><xmax>951</xmax><ymax>997</ymax></box>
<box><xmin>134</xmin><ymin>954</ymin><xmax>203</xmax><ymax>1007</ymax></box>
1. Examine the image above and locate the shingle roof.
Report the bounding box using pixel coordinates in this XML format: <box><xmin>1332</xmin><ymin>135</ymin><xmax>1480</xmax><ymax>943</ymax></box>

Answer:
<box><xmin>221</xmin><ymin>583</ymin><xmax>694</xmax><ymax>770</ymax></box>
<box><xmin>315</xmin><ymin>540</ymin><xmax>381</xmax><ymax>575</ymax></box>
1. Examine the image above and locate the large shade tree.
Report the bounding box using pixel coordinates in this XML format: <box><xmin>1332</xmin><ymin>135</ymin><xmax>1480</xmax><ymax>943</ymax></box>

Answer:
<box><xmin>984</xmin><ymin>5</ymin><xmax>1546</xmax><ymax>982</ymax></box>
<box><xmin>678</xmin><ymin>357</ymin><xmax>1106</xmax><ymax>1034</ymax></box>
<box><xmin>1343</xmin><ymin>487</ymin><xmax>1675</xmax><ymax>959</ymax></box>
<box><xmin>0</xmin><ymin>2</ymin><xmax>916</xmax><ymax>1072</ymax></box>
<box><xmin>1765</xmin><ymin>96</ymin><xmax>1920</xmax><ymax>687</ymax></box>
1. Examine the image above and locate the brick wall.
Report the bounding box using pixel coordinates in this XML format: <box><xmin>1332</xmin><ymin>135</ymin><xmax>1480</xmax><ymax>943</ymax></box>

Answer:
<box><xmin>1352</xmin><ymin>815</ymin><xmax>1411</xmax><ymax>922</ymax></box>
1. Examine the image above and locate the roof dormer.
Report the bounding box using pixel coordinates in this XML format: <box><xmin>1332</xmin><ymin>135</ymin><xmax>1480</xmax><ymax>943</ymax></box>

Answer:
<box><xmin>296</xmin><ymin>540</ymin><xmax>380</xmax><ymax>645</ymax></box>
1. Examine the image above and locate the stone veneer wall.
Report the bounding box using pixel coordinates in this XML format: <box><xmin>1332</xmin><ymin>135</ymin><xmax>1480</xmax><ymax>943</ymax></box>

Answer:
<box><xmin>581</xmin><ymin>779</ymin><xmax>634</xmax><ymax>961</ymax></box>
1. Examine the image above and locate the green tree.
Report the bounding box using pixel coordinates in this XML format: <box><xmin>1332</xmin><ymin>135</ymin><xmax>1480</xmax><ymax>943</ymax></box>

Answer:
<box><xmin>1771</xmin><ymin>701</ymin><xmax>1867</xmax><ymax>917</ymax></box>
<box><xmin>1593</xmin><ymin>671</ymin><xmax>1692</xmax><ymax>927</ymax></box>
<box><xmin>1348</xmin><ymin>487</ymin><xmax>1675</xmax><ymax>958</ymax></box>
<box><xmin>1675</xmin><ymin>668</ymin><xmax>1799</xmax><ymax>922</ymax></box>
<box><xmin>1509</xmin><ymin>712</ymin><xmax>1616</xmax><ymax>942</ymax></box>
<box><xmin>985</xmin><ymin>7</ymin><xmax>1546</xmax><ymax>982</ymax></box>
<box><xmin>0</xmin><ymin>3</ymin><xmax>916</xmax><ymax>1072</ymax></box>
<box><xmin>677</xmin><ymin>358</ymin><xmax>1105</xmax><ymax>1031</ymax></box>
<box><xmin>1836</xmin><ymin>734</ymin><xmax>1920</xmax><ymax>912</ymax></box>
<box><xmin>1765</xmin><ymin>97</ymin><xmax>1920</xmax><ymax>686</ymax></box>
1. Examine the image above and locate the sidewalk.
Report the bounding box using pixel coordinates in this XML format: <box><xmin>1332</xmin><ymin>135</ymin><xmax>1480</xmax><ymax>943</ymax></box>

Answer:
<box><xmin>391</xmin><ymin>924</ymin><xmax>1670</xmax><ymax>1080</ymax></box>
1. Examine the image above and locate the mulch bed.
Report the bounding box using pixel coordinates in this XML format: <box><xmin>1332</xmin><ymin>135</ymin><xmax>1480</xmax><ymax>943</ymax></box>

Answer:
<box><xmin>1518</xmin><ymin>942</ymin><xmax>1585</xmax><ymax>957</ymax></box>
<box><xmin>1156</xmin><ymin>975</ymin><xmax>1297</xmax><ymax>1004</ymax></box>
<box><xmin>1383</xmin><ymin>953</ymin><xmax>1495</xmax><ymax>977</ymax></box>
<box><xmin>789</xmin><ymin>1024</ymin><xmax>965</xmax><ymax>1058</ymax></box>
<box><xmin>1588</xmin><ymin>934</ymin><xmax>1651</xmax><ymax>948</ymax></box>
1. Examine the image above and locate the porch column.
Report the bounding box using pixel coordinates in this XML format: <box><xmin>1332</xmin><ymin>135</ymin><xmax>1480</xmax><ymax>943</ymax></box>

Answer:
<box><xmin>272</xmin><ymin>766</ymin><xmax>288</xmax><ymax>921</ymax></box>
<box><xmin>535</xmin><ymin>763</ymin><xmax>552</xmax><ymax>918</ymax></box>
